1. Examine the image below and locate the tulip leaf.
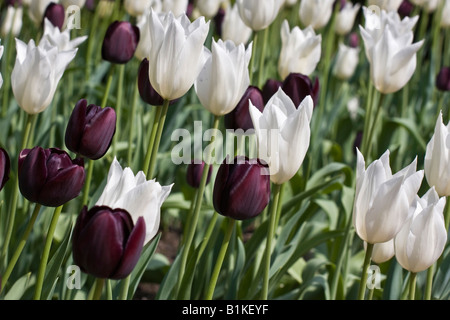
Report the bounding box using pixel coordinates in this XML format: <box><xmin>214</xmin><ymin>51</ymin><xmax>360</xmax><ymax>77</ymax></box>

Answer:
<box><xmin>41</xmin><ymin>221</ymin><xmax>74</xmax><ymax>300</ymax></box>
<box><xmin>126</xmin><ymin>233</ymin><xmax>161</xmax><ymax>300</ymax></box>
<box><xmin>388</xmin><ymin>117</ymin><xmax>427</xmax><ymax>151</ymax></box>
<box><xmin>4</xmin><ymin>273</ymin><xmax>32</xmax><ymax>300</ymax></box>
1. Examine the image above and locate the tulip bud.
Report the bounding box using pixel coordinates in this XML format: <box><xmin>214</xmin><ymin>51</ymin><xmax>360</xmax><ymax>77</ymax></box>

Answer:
<box><xmin>368</xmin><ymin>239</ymin><xmax>395</xmax><ymax>264</ymax></box>
<box><xmin>436</xmin><ymin>67</ymin><xmax>450</xmax><ymax>91</ymax></box>
<box><xmin>348</xmin><ymin>32</ymin><xmax>359</xmax><ymax>48</ymax></box>
<box><xmin>333</xmin><ymin>43</ymin><xmax>360</xmax><ymax>81</ymax></box>
<box><xmin>262</xmin><ymin>78</ymin><xmax>282</xmax><ymax>104</ymax></box>
<box><xmin>186</xmin><ymin>159</ymin><xmax>212</xmax><ymax>188</ymax></box>
<box><xmin>138</xmin><ymin>58</ymin><xmax>165</xmax><ymax>106</ymax></box>
<box><xmin>65</xmin><ymin>99</ymin><xmax>117</xmax><ymax>160</ymax></box>
<box><xmin>224</xmin><ymin>86</ymin><xmax>264</xmax><ymax>131</ymax></box>
<box><xmin>73</xmin><ymin>205</ymin><xmax>146</xmax><ymax>279</ymax></box>
<box><xmin>102</xmin><ymin>21</ymin><xmax>140</xmax><ymax>64</ymax></box>
<box><xmin>424</xmin><ymin>111</ymin><xmax>450</xmax><ymax>196</ymax></box>
<box><xmin>213</xmin><ymin>157</ymin><xmax>271</xmax><ymax>220</ymax></box>
<box><xmin>43</xmin><ymin>2</ymin><xmax>65</xmax><ymax>30</ymax></box>
<box><xmin>0</xmin><ymin>148</ymin><xmax>11</xmax><ymax>192</ymax></box>
<box><xmin>398</xmin><ymin>0</ymin><xmax>414</xmax><ymax>17</ymax></box>
<box><xmin>18</xmin><ymin>147</ymin><xmax>86</xmax><ymax>207</ymax></box>
<box><xmin>281</xmin><ymin>73</ymin><xmax>320</xmax><ymax>108</ymax></box>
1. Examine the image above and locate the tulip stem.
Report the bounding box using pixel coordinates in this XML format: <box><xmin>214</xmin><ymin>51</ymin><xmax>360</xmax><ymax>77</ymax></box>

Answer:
<box><xmin>92</xmin><ymin>278</ymin><xmax>105</xmax><ymax>300</ymax></box>
<box><xmin>249</xmin><ymin>31</ymin><xmax>258</xmax><ymax>86</ymax></box>
<box><xmin>357</xmin><ymin>242</ymin><xmax>374</xmax><ymax>300</ymax></box>
<box><xmin>424</xmin><ymin>264</ymin><xmax>434</xmax><ymax>300</ymax></box>
<box><xmin>33</xmin><ymin>205</ymin><xmax>63</xmax><ymax>300</ymax></box>
<box><xmin>0</xmin><ymin>203</ymin><xmax>42</xmax><ymax>293</ymax></box>
<box><xmin>81</xmin><ymin>159</ymin><xmax>95</xmax><ymax>207</ymax></box>
<box><xmin>143</xmin><ymin>106</ymin><xmax>163</xmax><ymax>176</ymax></box>
<box><xmin>261</xmin><ymin>183</ymin><xmax>282</xmax><ymax>300</ymax></box>
<box><xmin>147</xmin><ymin>99</ymin><xmax>170</xmax><ymax>179</ymax></box>
<box><xmin>101</xmin><ymin>65</ymin><xmax>115</xmax><ymax>109</ymax></box>
<box><xmin>257</xmin><ymin>27</ymin><xmax>269</xmax><ymax>89</ymax></box>
<box><xmin>176</xmin><ymin>115</ymin><xmax>221</xmax><ymax>298</ymax></box>
<box><xmin>1</xmin><ymin>113</ymin><xmax>35</xmax><ymax>266</ymax></box>
<box><xmin>408</xmin><ymin>272</ymin><xmax>417</xmax><ymax>300</ymax></box>
<box><xmin>113</xmin><ymin>64</ymin><xmax>125</xmax><ymax>157</ymax></box>
<box><xmin>118</xmin><ymin>274</ymin><xmax>131</xmax><ymax>300</ymax></box>
<box><xmin>127</xmin><ymin>80</ymin><xmax>140</xmax><ymax>167</ymax></box>
<box><xmin>205</xmin><ymin>217</ymin><xmax>235</xmax><ymax>300</ymax></box>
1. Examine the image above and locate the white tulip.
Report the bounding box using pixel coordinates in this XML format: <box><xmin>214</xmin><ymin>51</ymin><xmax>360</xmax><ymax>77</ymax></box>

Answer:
<box><xmin>394</xmin><ymin>187</ymin><xmax>447</xmax><ymax>273</ymax></box>
<box><xmin>147</xmin><ymin>9</ymin><xmax>210</xmax><ymax>100</ymax></box>
<box><xmin>29</xmin><ymin>0</ymin><xmax>59</xmax><ymax>25</ymax></box>
<box><xmin>60</xmin><ymin>0</ymin><xmax>86</xmax><ymax>8</ymax></box>
<box><xmin>196</xmin><ymin>0</ymin><xmax>223</xmax><ymax>18</ymax></box>
<box><xmin>249</xmin><ymin>88</ymin><xmax>313</xmax><ymax>185</ymax></box>
<box><xmin>424</xmin><ymin>111</ymin><xmax>450</xmax><ymax>196</ymax></box>
<box><xmin>40</xmin><ymin>18</ymin><xmax>87</xmax><ymax>52</ymax></box>
<box><xmin>335</xmin><ymin>1</ymin><xmax>361</xmax><ymax>35</ymax></box>
<box><xmin>298</xmin><ymin>0</ymin><xmax>334</xmax><ymax>30</ymax></box>
<box><xmin>368</xmin><ymin>0</ymin><xmax>403</xmax><ymax>12</ymax></box>
<box><xmin>441</xmin><ymin>0</ymin><xmax>450</xmax><ymax>28</ymax></box>
<box><xmin>278</xmin><ymin>20</ymin><xmax>322</xmax><ymax>79</ymax></box>
<box><xmin>124</xmin><ymin>0</ymin><xmax>152</xmax><ymax>16</ymax></box>
<box><xmin>1</xmin><ymin>6</ymin><xmax>23</xmax><ymax>38</ymax></box>
<box><xmin>96</xmin><ymin>158</ymin><xmax>173</xmax><ymax>245</ymax></box>
<box><xmin>360</xmin><ymin>9</ymin><xmax>424</xmax><ymax>93</ymax></box>
<box><xmin>161</xmin><ymin>0</ymin><xmax>188</xmax><ymax>16</ymax></box>
<box><xmin>195</xmin><ymin>39</ymin><xmax>252</xmax><ymax>116</ymax></box>
<box><xmin>11</xmin><ymin>38</ymin><xmax>77</xmax><ymax>115</ymax></box>
<box><xmin>353</xmin><ymin>149</ymin><xmax>424</xmax><ymax>244</ymax></box>
<box><xmin>135</xmin><ymin>11</ymin><xmax>152</xmax><ymax>60</ymax></box>
<box><xmin>236</xmin><ymin>0</ymin><xmax>284</xmax><ymax>31</ymax></box>
<box><xmin>367</xmin><ymin>239</ymin><xmax>395</xmax><ymax>264</ymax></box>
<box><xmin>333</xmin><ymin>43</ymin><xmax>359</xmax><ymax>80</ymax></box>
<box><xmin>221</xmin><ymin>3</ymin><xmax>253</xmax><ymax>45</ymax></box>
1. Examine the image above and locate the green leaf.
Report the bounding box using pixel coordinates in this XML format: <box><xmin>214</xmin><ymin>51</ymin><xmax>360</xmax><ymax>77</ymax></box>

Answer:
<box><xmin>4</xmin><ymin>273</ymin><xmax>32</xmax><ymax>300</ymax></box>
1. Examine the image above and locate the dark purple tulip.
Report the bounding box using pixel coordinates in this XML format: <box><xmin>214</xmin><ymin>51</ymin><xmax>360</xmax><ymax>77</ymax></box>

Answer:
<box><xmin>398</xmin><ymin>0</ymin><xmax>414</xmax><ymax>18</ymax></box>
<box><xmin>262</xmin><ymin>79</ymin><xmax>282</xmax><ymax>104</ymax></box>
<box><xmin>18</xmin><ymin>147</ymin><xmax>85</xmax><ymax>207</ymax></box>
<box><xmin>348</xmin><ymin>32</ymin><xmax>359</xmax><ymax>48</ymax></box>
<box><xmin>214</xmin><ymin>8</ymin><xmax>226</xmax><ymax>37</ymax></box>
<box><xmin>353</xmin><ymin>131</ymin><xmax>363</xmax><ymax>154</ymax></box>
<box><xmin>72</xmin><ymin>205</ymin><xmax>146</xmax><ymax>280</ymax></box>
<box><xmin>225</xmin><ymin>86</ymin><xmax>265</xmax><ymax>131</ymax></box>
<box><xmin>65</xmin><ymin>99</ymin><xmax>116</xmax><ymax>160</ymax></box>
<box><xmin>43</xmin><ymin>2</ymin><xmax>65</xmax><ymax>30</ymax></box>
<box><xmin>0</xmin><ymin>148</ymin><xmax>10</xmax><ymax>192</ymax></box>
<box><xmin>282</xmin><ymin>73</ymin><xmax>320</xmax><ymax>108</ymax></box>
<box><xmin>213</xmin><ymin>157</ymin><xmax>271</xmax><ymax>220</ymax></box>
<box><xmin>102</xmin><ymin>21</ymin><xmax>140</xmax><ymax>64</ymax></box>
<box><xmin>436</xmin><ymin>67</ymin><xmax>450</xmax><ymax>92</ymax></box>
<box><xmin>138</xmin><ymin>58</ymin><xmax>165</xmax><ymax>106</ymax></box>
<box><xmin>186</xmin><ymin>159</ymin><xmax>212</xmax><ymax>188</ymax></box>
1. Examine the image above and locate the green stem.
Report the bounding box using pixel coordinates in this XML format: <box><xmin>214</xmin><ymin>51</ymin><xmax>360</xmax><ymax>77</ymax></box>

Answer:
<box><xmin>330</xmin><ymin>210</ymin><xmax>354</xmax><ymax>300</ymax></box>
<box><xmin>147</xmin><ymin>99</ymin><xmax>170</xmax><ymax>179</ymax></box>
<box><xmin>424</xmin><ymin>264</ymin><xmax>434</xmax><ymax>300</ymax></box>
<box><xmin>357</xmin><ymin>242</ymin><xmax>374</xmax><ymax>300</ymax></box>
<box><xmin>1</xmin><ymin>113</ymin><xmax>35</xmax><ymax>264</ymax></box>
<box><xmin>205</xmin><ymin>218</ymin><xmax>235</xmax><ymax>300</ymax></box>
<box><xmin>127</xmin><ymin>80</ymin><xmax>140</xmax><ymax>167</ymax></box>
<box><xmin>33</xmin><ymin>205</ymin><xmax>63</xmax><ymax>300</ymax></box>
<box><xmin>142</xmin><ymin>106</ymin><xmax>163</xmax><ymax>176</ymax></box>
<box><xmin>261</xmin><ymin>183</ymin><xmax>282</xmax><ymax>300</ymax></box>
<box><xmin>101</xmin><ymin>65</ymin><xmax>115</xmax><ymax>109</ymax></box>
<box><xmin>257</xmin><ymin>27</ymin><xmax>269</xmax><ymax>89</ymax></box>
<box><xmin>364</xmin><ymin>93</ymin><xmax>384</xmax><ymax>159</ymax></box>
<box><xmin>2</xmin><ymin>25</ymin><xmax>15</xmax><ymax>117</ymax></box>
<box><xmin>176</xmin><ymin>115</ymin><xmax>221</xmax><ymax>296</ymax></box>
<box><xmin>92</xmin><ymin>278</ymin><xmax>105</xmax><ymax>300</ymax></box>
<box><xmin>85</xmin><ymin>4</ymin><xmax>101</xmax><ymax>82</ymax></box>
<box><xmin>249</xmin><ymin>31</ymin><xmax>258</xmax><ymax>86</ymax></box>
<box><xmin>408</xmin><ymin>272</ymin><xmax>417</xmax><ymax>300</ymax></box>
<box><xmin>113</xmin><ymin>64</ymin><xmax>125</xmax><ymax>157</ymax></box>
<box><xmin>81</xmin><ymin>159</ymin><xmax>94</xmax><ymax>207</ymax></box>
<box><xmin>118</xmin><ymin>274</ymin><xmax>131</xmax><ymax>300</ymax></box>
<box><xmin>196</xmin><ymin>211</ymin><xmax>219</xmax><ymax>260</ymax></box>
<box><xmin>0</xmin><ymin>203</ymin><xmax>42</xmax><ymax>293</ymax></box>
